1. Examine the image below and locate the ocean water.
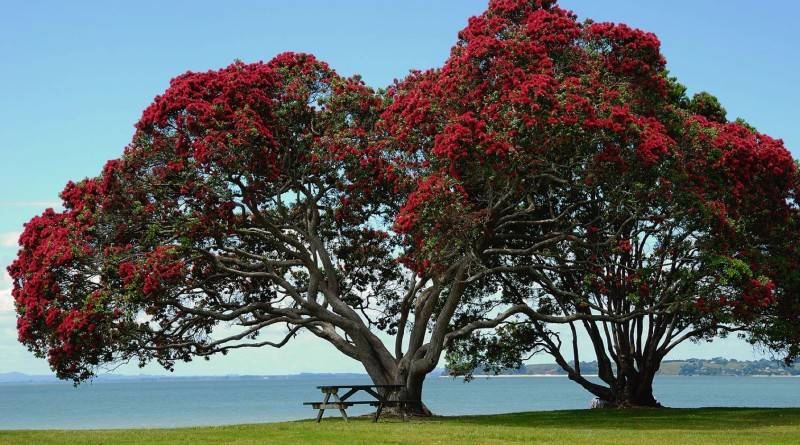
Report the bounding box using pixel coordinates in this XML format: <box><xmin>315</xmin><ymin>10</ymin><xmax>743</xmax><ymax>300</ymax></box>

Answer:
<box><xmin>1</xmin><ymin>376</ymin><xmax>798</xmax><ymax>430</ymax></box>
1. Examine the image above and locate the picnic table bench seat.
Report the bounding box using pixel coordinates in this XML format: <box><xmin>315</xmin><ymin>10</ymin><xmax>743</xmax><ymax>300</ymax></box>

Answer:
<box><xmin>304</xmin><ymin>384</ymin><xmax>409</xmax><ymax>422</ymax></box>
<box><xmin>303</xmin><ymin>400</ymin><xmax>375</xmax><ymax>409</ymax></box>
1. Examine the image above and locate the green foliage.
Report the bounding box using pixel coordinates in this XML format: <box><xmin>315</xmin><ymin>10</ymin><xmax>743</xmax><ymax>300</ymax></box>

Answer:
<box><xmin>708</xmin><ymin>255</ymin><xmax>753</xmax><ymax>286</ymax></box>
<box><xmin>688</xmin><ymin>91</ymin><xmax>728</xmax><ymax>123</ymax></box>
<box><xmin>446</xmin><ymin>323</ymin><xmax>540</xmax><ymax>381</ymax></box>
<box><xmin>734</xmin><ymin>117</ymin><xmax>757</xmax><ymax>133</ymax></box>
<box><xmin>674</xmin><ymin>358</ymin><xmax>800</xmax><ymax>376</ymax></box>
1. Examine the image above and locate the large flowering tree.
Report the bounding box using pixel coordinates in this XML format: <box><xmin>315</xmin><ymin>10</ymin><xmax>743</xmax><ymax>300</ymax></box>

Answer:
<box><xmin>384</xmin><ymin>0</ymin><xmax>800</xmax><ymax>407</ymax></box>
<box><xmin>10</xmin><ymin>0</ymin><xmax>800</xmax><ymax>413</ymax></box>
<box><xmin>8</xmin><ymin>53</ymin><xmax>525</xmax><ymax>415</ymax></box>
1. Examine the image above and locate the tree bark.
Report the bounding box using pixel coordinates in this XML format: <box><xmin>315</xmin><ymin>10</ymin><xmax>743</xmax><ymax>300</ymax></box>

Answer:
<box><xmin>353</xmin><ymin>351</ymin><xmax>433</xmax><ymax>417</ymax></box>
<box><xmin>606</xmin><ymin>367</ymin><xmax>661</xmax><ymax>408</ymax></box>
<box><xmin>396</xmin><ymin>366</ymin><xmax>433</xmax><ymax>417</ymax></box>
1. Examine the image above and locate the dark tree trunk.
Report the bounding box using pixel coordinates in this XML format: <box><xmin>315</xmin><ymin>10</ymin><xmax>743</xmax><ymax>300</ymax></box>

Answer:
<box><xmin>546</xmin><ymin>324</ymin><xmax>665</xmax><ymax>409</ymax></box>
<box><xmin>355</xmin><ymin>343</ymin><xmax>434</xmax><ymax>417</ymax></box>
<box><xmin>592</xmin><ymin>360</ymin><xmax>662</xmax><ymax>408</ymax></box>
<box><xmin>605</xmin><ymin>370</ymin><xmax>661</xmax><ymax>408</ymax></box>
<box><xmin>398</xmin><ymin>367</ymin><xmax>432</xmax><ymax>416</ymax></box>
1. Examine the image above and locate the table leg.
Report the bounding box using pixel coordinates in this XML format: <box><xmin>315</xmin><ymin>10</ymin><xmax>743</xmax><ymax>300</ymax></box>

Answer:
<box><xmin>315</xmin><ymin>392</ymin><xmax>330</xmax><ymax>423</ymax></box>
<box><xmin>386</xmin><ymin>387</ymin><xmax>408</xmax><ymax>422</ymax></box>
<box><xmin>332</xmin><ymin>392</ymin><xmax>349</xmax><ymax>422</ymax></box>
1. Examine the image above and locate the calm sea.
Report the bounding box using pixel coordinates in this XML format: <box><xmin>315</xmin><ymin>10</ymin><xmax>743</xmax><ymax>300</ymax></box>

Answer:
<box><xmin>1</xmin><ymin>376</ymin><xmax>798</xmax><ymax>430</ymax></box>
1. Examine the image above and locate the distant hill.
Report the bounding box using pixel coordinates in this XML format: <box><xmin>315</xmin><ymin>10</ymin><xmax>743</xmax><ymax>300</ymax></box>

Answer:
<box><xmin>446</xmin><ymin>359</ymin><xmax>800</xmax><ymax>377</ymax></box>
<box><xmin>0</xmin><ymin>372</ymin><xmax>368</xmax><ymax>384</ymax></box>
<box><xmin>0</xmin><ymin>372</ymin><xmax>60</xmax><ymax>384</ymax></box>
<box><xmin>0</xmin><ymin>368</ymin><xmax>446</xmax><ymax>384</ymax></box>
<box><xmin>657</xmin><ymin>358</ymin><xmax>800</xmax><ymax>376</ymax></box>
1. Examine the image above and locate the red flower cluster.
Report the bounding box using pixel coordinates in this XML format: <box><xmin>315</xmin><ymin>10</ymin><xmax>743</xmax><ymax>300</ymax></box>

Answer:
<box><xmin>8</xmin><ymin>51</ymin><xmax>387</xmax><ymax>381</ymax></box>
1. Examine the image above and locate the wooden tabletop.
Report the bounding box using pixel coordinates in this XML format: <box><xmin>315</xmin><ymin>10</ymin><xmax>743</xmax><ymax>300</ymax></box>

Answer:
<box><xmin>316</xmin><ymin>384</ymin><xmax>403</xmax><ymax>390</ymax></box>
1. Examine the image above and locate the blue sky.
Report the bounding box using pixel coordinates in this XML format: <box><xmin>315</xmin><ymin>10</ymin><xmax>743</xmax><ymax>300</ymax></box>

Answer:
<box><xmin>1</xmin><ymin>1</ymin><xmax>798</xmax><ymax>377</ymax></box>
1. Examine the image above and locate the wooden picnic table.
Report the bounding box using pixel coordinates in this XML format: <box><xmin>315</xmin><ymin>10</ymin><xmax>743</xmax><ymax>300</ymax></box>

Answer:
<box><xmin>304</xmin><ymin>384</ymin><xmax>408</xmax><ymax>422</ymax></box>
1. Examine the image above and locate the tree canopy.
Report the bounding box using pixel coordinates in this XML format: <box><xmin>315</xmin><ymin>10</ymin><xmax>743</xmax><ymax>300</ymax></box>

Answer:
<box><xmin>9</xmin><ymin>0</ymin><xmax>800</xmax><ymax>410</ymax></box>
<box><xmin>11</xmin><ymin>53</ymin><xmax>394</xmax><ymax>381</ymax></box>
<box><xmin>385</xmin><ymin>0</ymin><xmax>799</xmax><ymax>407</ymax></box>
<box><xmin>7</xmin><ymin>52</ymin><xmax>521</xmax><ymax>415</ymax></box>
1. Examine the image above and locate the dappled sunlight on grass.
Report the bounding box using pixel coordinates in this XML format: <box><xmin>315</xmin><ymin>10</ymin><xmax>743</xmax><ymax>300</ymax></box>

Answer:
<box><xmin>452</xmin><ymin>407</ymin><xmax>800</xmax><ymax>430</ymax></box>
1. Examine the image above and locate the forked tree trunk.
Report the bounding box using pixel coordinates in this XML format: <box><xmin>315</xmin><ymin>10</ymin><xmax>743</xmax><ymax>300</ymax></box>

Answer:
<box><xmin>548</xmin><ymin>328</ymin><xmax>666</xmax><ymax>409</ymax></box>
<box><xmin>397</xmin><ymin>367</ymin><xmax>432</xmax><ymax>417</ymax></box>
<box><xmin>330</xmin><ymin>265</ymin><xmax>472</xmax><ymax>418</ymax></box>
<box><xmin>569</xmin><ymin>365</ymin><xmax>662</xmax><ymax>408</ymax></box>
<box><xmin>607</xmin><ymin>369</ymin><xmax>661</xmax><ymax>408</ymax></box>
<box><xmin>356</xmin><ymin>346</ymin><xmax>434</xmax><ymax>417</ymax></box>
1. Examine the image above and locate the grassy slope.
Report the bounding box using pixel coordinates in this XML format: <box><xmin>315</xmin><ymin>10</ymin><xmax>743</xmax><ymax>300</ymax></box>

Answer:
<box><xmin>2</xmin><ymin>408</ymin><xmax>799</xmax><ymax>445</ymax></box>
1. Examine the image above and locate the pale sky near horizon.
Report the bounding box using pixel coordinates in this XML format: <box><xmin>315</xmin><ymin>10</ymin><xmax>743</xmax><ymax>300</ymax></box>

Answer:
<box><xmin>1</xmin><ymin>1</ymin><xmax>798</xmax><ymax>378</ymax></box>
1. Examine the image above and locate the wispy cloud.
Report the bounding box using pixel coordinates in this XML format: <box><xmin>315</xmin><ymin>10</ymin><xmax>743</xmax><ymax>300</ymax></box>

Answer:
<box><xmin>1</xmin><ymin>232</ymin><xmax>21</xmax><ymax>248</ymax></box>
<box><xmin>0</xmin><ymin>269</ymin><xmax>13</xmax><ymax>313</ymax></box>
<box><xmin>0</xmin><ymin>200</ymin><xmax>62</xmax><ymax>209</ymax></box>
<box><xmin>0</xmin><ymin>288</ymin><xmax>13</xmax><ymax>313</ymax></box>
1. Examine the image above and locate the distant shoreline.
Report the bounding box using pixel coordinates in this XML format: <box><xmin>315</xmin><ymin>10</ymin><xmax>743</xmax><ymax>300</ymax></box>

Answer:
<box><xmin>5</xmin><ymin>373</ymin><xmax>798</xmax><ymax>385</ymax></box>
<box><xmin>5</xmin><ymin>357</ymin><xmax>800</xmax><ymax>384</ymax></box>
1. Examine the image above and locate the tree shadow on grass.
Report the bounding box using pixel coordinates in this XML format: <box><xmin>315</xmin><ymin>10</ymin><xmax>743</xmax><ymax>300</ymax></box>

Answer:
<box><xmin>446</xmin><ymin>408</ymin><xmax>800</xmax><ymax>431</ymax></box>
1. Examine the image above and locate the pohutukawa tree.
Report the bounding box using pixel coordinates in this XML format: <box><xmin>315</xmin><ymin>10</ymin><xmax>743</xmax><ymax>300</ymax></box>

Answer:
<box><xmin>383</xmin><ymin>0</ymin><xmax>800</xmax><ymax>408</ymax></box>
<box><xmin>8</xmin><ymin>52</ymin><xmax>526</xmax><ymax>416</ymax></box>
<box><xmin>10</xmin><ymin>0</ymin><xmax>800</xmax><ymax>413</ymax></box>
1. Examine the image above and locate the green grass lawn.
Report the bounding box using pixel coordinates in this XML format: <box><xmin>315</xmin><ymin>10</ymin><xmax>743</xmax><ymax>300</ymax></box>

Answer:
<box><xmin>2</xmin><ymin>408</ymin><xmax>799</xmax><ymax>445</ymax></box>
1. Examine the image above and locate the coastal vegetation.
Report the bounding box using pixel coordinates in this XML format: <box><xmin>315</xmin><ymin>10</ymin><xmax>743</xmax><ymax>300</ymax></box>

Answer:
<box><xmin>477</xmin><ymin>358</ymin><xmax>800</xmax><ymax>377</ymax></box>
<box><xmin>2</xmin><ymin>409</ymin><xmax>799</xmax><ymax>445</ymax></box>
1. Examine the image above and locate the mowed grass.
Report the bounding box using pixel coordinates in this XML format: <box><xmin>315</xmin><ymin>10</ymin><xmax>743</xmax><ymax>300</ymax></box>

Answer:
<box><xmin>2</xmin><ymin>408</ymin><xmax>799</xmax><ymax>445</ymax></box>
